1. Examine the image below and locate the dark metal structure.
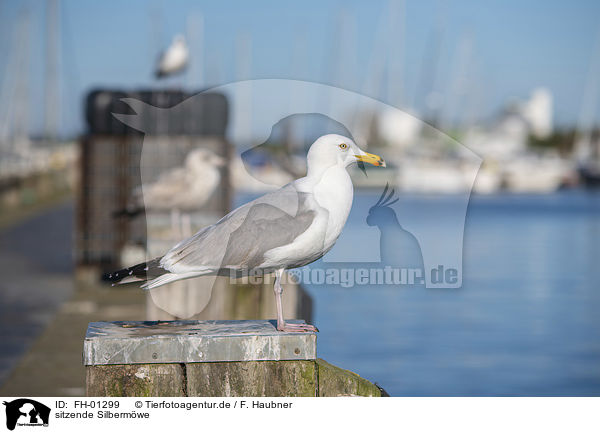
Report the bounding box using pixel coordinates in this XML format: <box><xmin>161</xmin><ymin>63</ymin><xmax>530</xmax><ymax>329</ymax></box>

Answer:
<box><xmin>76</xmin><ymin>89</ymin><xmax>231</xmax><ymax>276</ymax></box>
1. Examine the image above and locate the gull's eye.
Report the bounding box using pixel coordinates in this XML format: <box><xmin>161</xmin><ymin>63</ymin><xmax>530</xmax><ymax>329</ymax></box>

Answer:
<box><xmin>339</xmin><ymin>143</ymin><xmax>348</xmax><ymax>150</ymax></box>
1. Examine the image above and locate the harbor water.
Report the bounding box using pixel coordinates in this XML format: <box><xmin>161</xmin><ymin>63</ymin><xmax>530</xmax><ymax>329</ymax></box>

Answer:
<box><xmin>1</xmin><ymin>191</ymin><xmax>598</xmax><ymax>395</ymax></box>
<box><xmin>238</xmin><ymin>189</ymin><xmax>600</xmax><ymax>396</ymax></box>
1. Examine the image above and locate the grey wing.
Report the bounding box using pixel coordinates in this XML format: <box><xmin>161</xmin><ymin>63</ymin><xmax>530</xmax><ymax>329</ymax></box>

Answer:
<box><xmin>159</xmin><ymin>185</ymin><xmax>316</xmax><ymax>273</ymax></box>
<box><xmin>219</xmin><ymin>202</ymin><xmax>315</xmax><ymax>269</ymax></box>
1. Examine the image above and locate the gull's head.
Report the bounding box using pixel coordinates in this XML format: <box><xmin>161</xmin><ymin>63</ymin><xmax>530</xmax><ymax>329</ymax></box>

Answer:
<box><xmin>306</xmin><ymin>134</ymin><xmax>385</xmax><ymax>176</ymax></box>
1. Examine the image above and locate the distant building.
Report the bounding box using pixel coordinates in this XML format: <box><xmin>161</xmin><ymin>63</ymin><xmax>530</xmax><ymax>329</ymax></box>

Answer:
<box><xmin>521</xmin><ymin>87</ymin><xmax>553</xmax><ymax>139</ymax></box>
<box><xmin>377</xmin><ymin>108</ymin><xmax>422</xmax><ymax>148</ymax></box>
<box><xmin>466</xmin><ymin>88</ymin><xmax>554</xmax><ymax>159</ymax></box>
<box><xmin>77</xmin><ymin>89</ymin><xmax>230</xmax><ymax>278</ymax></box>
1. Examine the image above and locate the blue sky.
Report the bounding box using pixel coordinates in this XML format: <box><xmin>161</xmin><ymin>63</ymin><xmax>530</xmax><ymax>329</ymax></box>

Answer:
<box><xmin>1</xmin><ymin>0</ymin><xmax>600</xmax><ymax>136</ymax></box>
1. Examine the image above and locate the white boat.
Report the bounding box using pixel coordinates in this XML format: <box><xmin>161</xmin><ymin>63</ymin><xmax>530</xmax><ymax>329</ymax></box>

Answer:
<box><xmin>397</xmin><ymin>159</ymin><xmax>478</xmax><ymax>194</ymax></box>
<box><xmin>502</xmin><ymin>155</ymin><xmax>573</xmax><ymax>193</ymax></box>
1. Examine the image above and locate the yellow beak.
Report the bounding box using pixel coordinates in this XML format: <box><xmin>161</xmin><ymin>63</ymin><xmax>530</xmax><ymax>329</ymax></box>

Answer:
<box><xmin>355</xmin><ymin>152</ymin><xmax>386</xmax><ymax>167</ymax></box>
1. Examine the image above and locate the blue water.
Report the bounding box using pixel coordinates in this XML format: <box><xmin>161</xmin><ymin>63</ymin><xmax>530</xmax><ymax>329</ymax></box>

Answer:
<box><xmin>237</xmin><ymin>190</ymin><xmax>600</xmax><ymax>396</ymax></box>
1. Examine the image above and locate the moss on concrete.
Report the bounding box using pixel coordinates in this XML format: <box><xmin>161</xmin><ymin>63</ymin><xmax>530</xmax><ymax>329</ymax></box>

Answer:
<box><xmin>86</xmin><ymin>359</ymin><xmax>384</xmax><ymax>397</ymax></box>
<box><xmin>316</xmin><ymin>358</ymin><xmax>382</xmax><ymax>397</ymax></box>
<box><xmin>186</xmin><ymin>360</ymin><xmax>316</xmax><ymax>397</ymax></box>
<box><xmin>86</xmin><ymin>364</ymin><xmax>186</xmax><ymax>397</ymax></box>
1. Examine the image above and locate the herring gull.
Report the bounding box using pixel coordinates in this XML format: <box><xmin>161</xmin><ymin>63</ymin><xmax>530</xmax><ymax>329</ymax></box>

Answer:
<box><xmin>106</xmin><ymin>134</ymin><xmax>385</xmax><ymax>332</ymax></box>
<box><xmin>155</xmin><ymin>34</ymin><xmax>189</xmax><ymax>79</ymax></box>
<box><xmin>114</xmin><ymin>148</ymin><xmax>224</xmax><ymax>236</ymax></box>
<box><xmin>140</xmin><ymin>148</ymin><xmax>224</xmax><ymax>212</ymax></box>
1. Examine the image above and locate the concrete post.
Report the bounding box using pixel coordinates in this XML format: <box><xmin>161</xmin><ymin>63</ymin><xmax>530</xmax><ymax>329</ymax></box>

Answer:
<box><xmin>83</xmin><ymin>320</ymin><xmax>384</xmax><ymax>397</ymax></box>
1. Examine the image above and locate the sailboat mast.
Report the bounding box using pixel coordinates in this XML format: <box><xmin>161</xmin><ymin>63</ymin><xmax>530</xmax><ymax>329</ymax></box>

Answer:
<box><xmin>45</xmin><ymin>0</ymin><xmax>60</xmax><ymax>145</ymax></box>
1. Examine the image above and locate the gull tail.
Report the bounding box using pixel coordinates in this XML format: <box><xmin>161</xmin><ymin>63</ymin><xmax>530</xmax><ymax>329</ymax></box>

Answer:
<box><xmin>104</xmin><ymin>259</ymin><xmax>212</xmax><ymax>291</ymax></box>
<box><xmin>141</xmin><ymin>269</ymin><xmax>215</xmax><ymax>290</ymax></box>
<box><xmin>103</xmin><ymin>258</ymin><xmax>167</xmax><ymax>287</ymax></box>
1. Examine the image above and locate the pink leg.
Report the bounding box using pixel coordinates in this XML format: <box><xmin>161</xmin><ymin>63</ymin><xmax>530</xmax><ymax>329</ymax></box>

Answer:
<box><xmin>273</xmin><ymin>269</ymin><xmax>318</xmax><ymax>333</ymax></box>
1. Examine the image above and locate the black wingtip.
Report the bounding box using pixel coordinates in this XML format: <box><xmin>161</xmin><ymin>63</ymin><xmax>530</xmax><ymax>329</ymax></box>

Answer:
<box><xmin>104</xmin><ymin>258</ymin><xmax>166</xmax><ymax>286</ymax></box>
<box><xmin>112</xmin><ymin>207</ymin><xmax>143</xmax><ymax>219</ymax></box>
<box><xmin>375</xmin><ymin>383</ymin><xmax>390</xmax><ymax>397</ymax></box>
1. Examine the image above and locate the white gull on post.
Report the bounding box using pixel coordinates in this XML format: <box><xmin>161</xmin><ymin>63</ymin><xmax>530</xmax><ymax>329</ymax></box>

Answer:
<box><xmin>106</xmin><ymin>134</ymin><xmax>386</xmax><ymax>332</ymax></box>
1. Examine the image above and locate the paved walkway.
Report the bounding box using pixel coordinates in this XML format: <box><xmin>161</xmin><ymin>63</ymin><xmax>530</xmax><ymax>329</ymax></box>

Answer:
<box><xmin>0</xmin><ymin>199</ymin><xmax>145</xmax><ymax>396</ymax></box>
<box><xmin>0</xmin><ymin>284</ymin><xmax>145</xmax><ymax>396</ymax></box>
<box><xmin>0</xmin><ymin>200</ymin><xmax>74</xmax><ymax>387</ymax></box>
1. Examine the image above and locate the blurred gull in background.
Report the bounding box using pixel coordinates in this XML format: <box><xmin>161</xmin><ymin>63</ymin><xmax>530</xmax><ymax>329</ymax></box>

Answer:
<box><xmin>155</xmin><ymin>34</ymin><xmax>189</xmax><ymax>79</ymax></box>
<box><xmin>142</xmin><ymin>148</ymin><xmax>224</xmax><ymax>212</ymax></box>
<box><xmin>115</xmin><ymin>148</ymin><xmax>224</xmax><ymax>236</ymax></box>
